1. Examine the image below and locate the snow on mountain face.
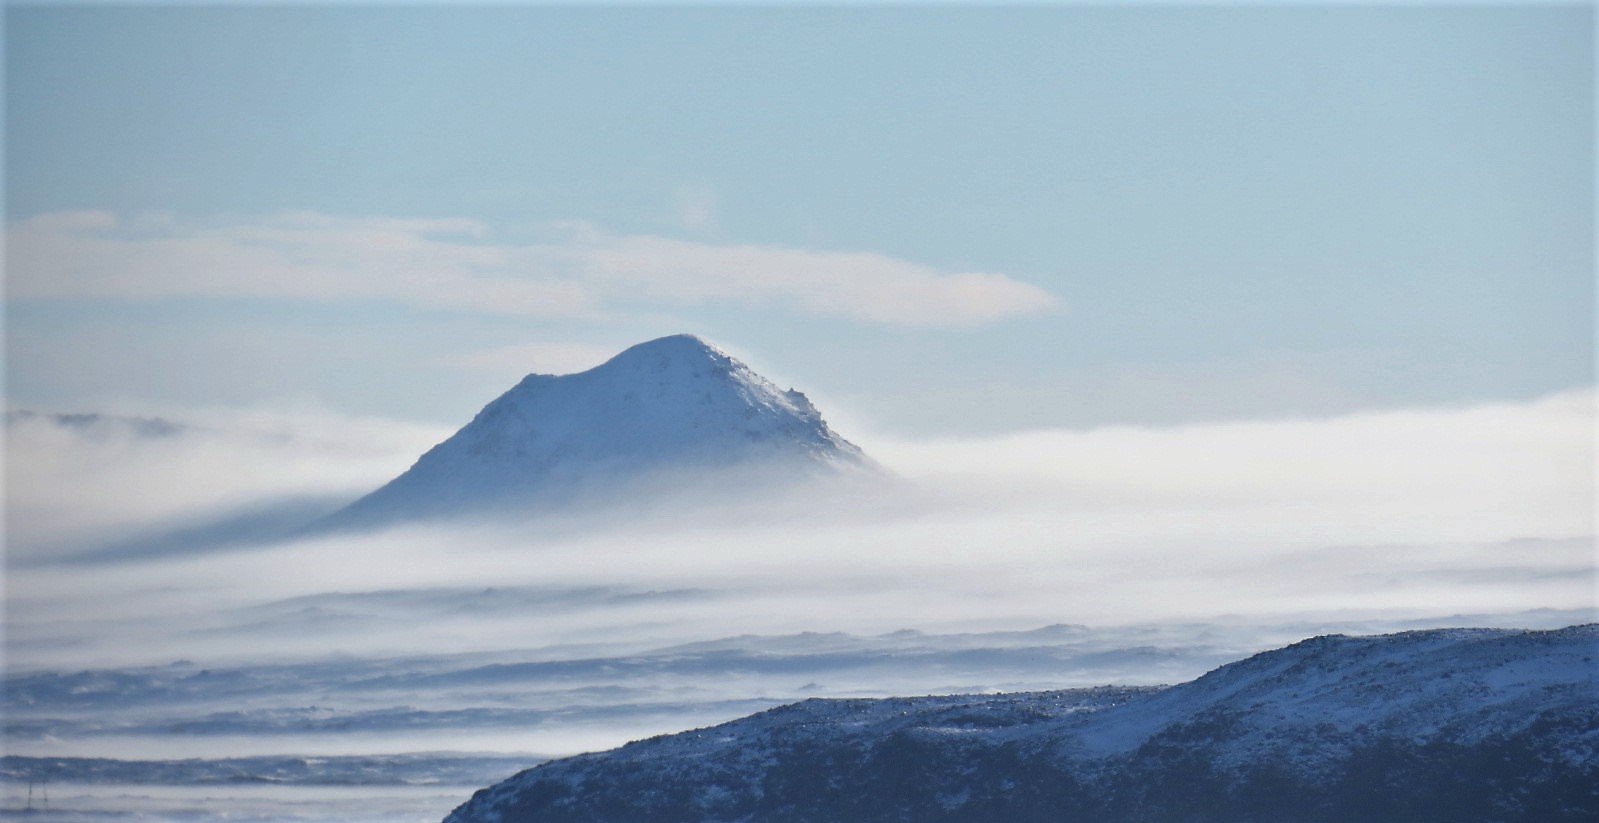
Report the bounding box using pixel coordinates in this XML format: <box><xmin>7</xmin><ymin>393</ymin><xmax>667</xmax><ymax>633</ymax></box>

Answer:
<box><xmin>330</xmin><ymin>335</ymin><xmax>872</xmax><ymax>526</ymax></box>
<box><xmin>443</xmin><ymin>625</ymin><xmax>1599</xmax><ymax>823</ymax></box>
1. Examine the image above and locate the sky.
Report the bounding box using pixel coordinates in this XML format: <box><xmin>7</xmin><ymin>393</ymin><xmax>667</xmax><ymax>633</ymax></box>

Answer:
<box><xmin>5</xmin><ymin>4</ymin><xmax>1593</xmax><ymax>435</ymax></box>
<box><xmin>2</xmin><ymin>9</ymin><xmax>1594</xmax><ymax>816</ymax></box>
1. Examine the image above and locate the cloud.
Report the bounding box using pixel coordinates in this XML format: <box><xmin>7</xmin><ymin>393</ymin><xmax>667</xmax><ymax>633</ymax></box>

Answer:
<box><xmin>562</xmin><ymin>230</ymin><xmax>1058</xmax><ymax>327</ymax></box>
<box><xmin>7</xmin><ymin>211</ymin><xmax>1059</xmax><ymax>328</ymax></box>
<box><xmin>439</xmin><ymin>342</ymin><xmax>622</xmax><ymax>375</ymax></box>
<box><xmin>672</xmin><ymin>182</ymin><xmax>720</xmax><ymax>233</ymax></box>
<box><xmin>4</xmin><ymin>406</ymin><xmax>449</xmax><ymax>555</ymax></box>
<box><xmin>866</xmin><ymin>387</ymin><xmax>1596</xmax><ymax>546</ymax></box>
<box><xmin>7</xmin><ymin>211</ymin><xmax>592</xmax><ymax>317</ymax></box>
<box><xmin>7</xmin><ymin>389</ymin><xmax>1589</xmax><ymax>659</ymax></box>
<box><xmin>4</xmin><ymin>390</ymin><xmax>1590</xmax><ymax>781</ymax></box>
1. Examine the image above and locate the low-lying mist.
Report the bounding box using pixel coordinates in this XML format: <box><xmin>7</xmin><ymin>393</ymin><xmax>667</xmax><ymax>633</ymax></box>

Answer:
<box><xmin>5</xmin><ymin>389</ymin><xmax>1593</xmax><ymax>764</ymax></box>
<box><xmin>8</xmin><ymin>389</ymin><xmax>1593</xmax><ymax>665</ymax></box>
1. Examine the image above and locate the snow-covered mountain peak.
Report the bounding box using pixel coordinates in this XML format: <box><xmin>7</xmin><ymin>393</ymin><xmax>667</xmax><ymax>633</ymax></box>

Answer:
<box><xmin>327</xmin><ymin>334</ymin><xmax>873</xmax><ymax>527</ymax></box>
<box><xmin>593</xmin><ymin>332</ymin><xmax>728</xmax><ymax>371</ymax></box>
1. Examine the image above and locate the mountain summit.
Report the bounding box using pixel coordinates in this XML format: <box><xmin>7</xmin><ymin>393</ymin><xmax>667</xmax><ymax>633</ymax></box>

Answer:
<box><xmin>330</xmin><ymin>335</ymin><xmax>873</xmax><ymax>527</ymax></box>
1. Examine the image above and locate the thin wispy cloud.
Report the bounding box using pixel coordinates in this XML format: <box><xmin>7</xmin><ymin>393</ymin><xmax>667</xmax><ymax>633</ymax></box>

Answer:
<box><xmin>566</xmin><ymin>229</ymin><xmax>1058</xmax><ymax>327</ymax></box>
<box><xmin>671</xmin><ymin>182</ymin><xmax>720</xmax><ymax>234</ymax></box>
<box><xmin>7</xmin><ymin>211</ymin><xmax>587</xmax><ymax>317</ymax></box>
<box><xmin>438</xmin><ymin>342</ymin><xmax>623</xmax><ymax>376</ymax></box>
<box><xmin>8</xmin><ymin>211</ymin><xmax>1060</xmax><ymax>328</ymax></box>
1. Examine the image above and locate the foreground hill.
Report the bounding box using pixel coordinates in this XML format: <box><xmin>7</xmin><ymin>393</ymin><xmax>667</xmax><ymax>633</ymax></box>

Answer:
<box><xmin>445</xmin><ymin>624</ymin><xmax>1598</xmax><ymax>823</ymax></box>
<box><xmin>329</xmin><ymin>334</ymin><xmax>873</xmax><ymax>528</ymax></box>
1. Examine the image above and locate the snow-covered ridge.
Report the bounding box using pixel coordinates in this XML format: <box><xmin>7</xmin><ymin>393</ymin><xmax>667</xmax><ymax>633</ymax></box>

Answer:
<box><xmin>329</xmin><ymin>335</ymin><xmax>873</xmax><ymax>527</ymax></box>
<box><xmin>443</xmin><ymin>624</ymin><xmax>1599</xmax><ymax>823</ymax></box>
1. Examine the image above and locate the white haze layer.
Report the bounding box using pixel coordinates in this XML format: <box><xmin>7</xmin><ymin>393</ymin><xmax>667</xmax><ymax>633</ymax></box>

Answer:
<box><xmin>4</xmin><ymin>389</ymin><xmax>1594</xmax><ymax>765</ymax></box>
<box><xmin>9</xmin><ymin>388</ymin><xmax>1592</xmax><ymax>661</ymax></box>
<box><xmin>5</xmin><ymin>406</ymin><xmax>449</xmax><ymax>551</ymax></box>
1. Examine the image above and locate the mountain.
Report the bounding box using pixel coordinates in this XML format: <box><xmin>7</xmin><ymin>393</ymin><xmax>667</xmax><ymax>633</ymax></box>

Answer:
<box><xmin>328</xmin><ymin>335</ymin><xmax>873</xmax><ymax>528</ymax></box>
<box><xmin>443</xmin><ymin>624</ymin><xmax>1599</xmax><ymax>823</ymax></box>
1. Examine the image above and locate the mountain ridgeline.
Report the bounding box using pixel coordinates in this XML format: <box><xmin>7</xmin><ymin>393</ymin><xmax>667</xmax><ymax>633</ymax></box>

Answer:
<box><xmin>328</xmin><ymin>335</ymin><xmax>874</xmax><ymax>528</ymax></box>
<box><xmin>444</xmin><ymin>625</ymin><xmax>1599</xmax><ymax>823</ymax></box>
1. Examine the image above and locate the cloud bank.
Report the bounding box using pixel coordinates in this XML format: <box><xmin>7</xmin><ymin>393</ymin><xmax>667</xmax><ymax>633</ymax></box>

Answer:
<box><xmin>7</xmin><ymin>211</ymin><xmax>1059</xmax><ymax>327</ymax></box>
<box><xmin>4</xmin><ymin>407</ymin><xmax>449</xmax><ymax>553</ymax></box>
<box><xmin>8</xmin><ymin>389</ymin><xmax>1590</xmax><ymax>663</ymax></box>
<box><xmin>868</xmin><ymin>388</ymin><xmax>1596</xmax><ymax>547</ymax></box>
<box><xmin>5</xmin><ymin>390</ymin><xmax>1591</xmax><ymax>799</ymax></box>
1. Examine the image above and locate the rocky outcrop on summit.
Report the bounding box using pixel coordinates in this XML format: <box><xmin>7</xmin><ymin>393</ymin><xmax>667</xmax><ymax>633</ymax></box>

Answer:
<box><xmin>329</xmin><ymin>335</ymin><xmax>874</xmax><ymax>527</ymax></box>
<box><xmin>444</xmin><ymin>624</ymin><xmax>1599</xmax><ymax>823</ymax></box>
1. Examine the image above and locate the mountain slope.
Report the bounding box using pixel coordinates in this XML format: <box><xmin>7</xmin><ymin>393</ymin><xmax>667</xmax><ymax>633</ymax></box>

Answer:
<box><xmin>329</xmin><ymin>335</ymin><xmax>872</xmax><ymax>527</ymax></box>
<box><xmin>443</xmin><ymin>624</ymin><xmax>1599</xmax><ymax>823</ymax></box>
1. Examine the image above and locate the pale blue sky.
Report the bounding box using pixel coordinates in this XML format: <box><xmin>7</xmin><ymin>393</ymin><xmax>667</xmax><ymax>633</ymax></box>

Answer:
<box><xmin>5</xmin><ymin>4</ymin><xmax>1593</xmax><ymax>434</ymax></box>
